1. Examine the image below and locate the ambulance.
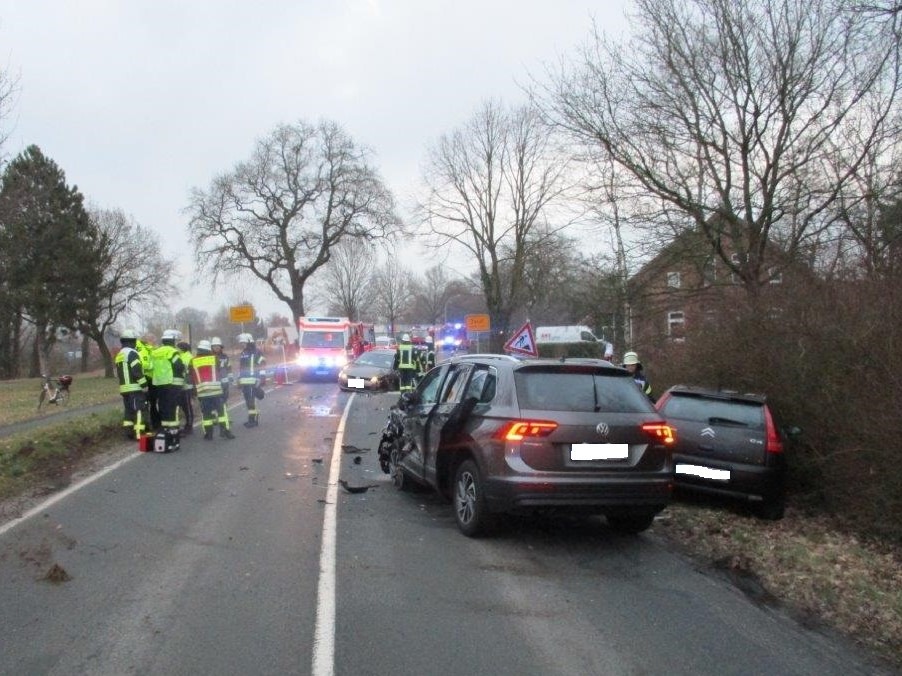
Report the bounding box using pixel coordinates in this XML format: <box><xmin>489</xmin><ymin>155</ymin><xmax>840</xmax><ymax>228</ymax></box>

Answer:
<box><xmin>296</xmin><ymin>316</ymin><xmax>353</xmax><ymax>379</ymax></box>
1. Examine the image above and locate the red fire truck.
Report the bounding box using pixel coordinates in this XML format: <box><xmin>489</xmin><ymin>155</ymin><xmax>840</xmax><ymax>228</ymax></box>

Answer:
<box><xmin>296</xmin><ymin>316</ymin><xmax>353</xmax><ymax>379</ymax></box>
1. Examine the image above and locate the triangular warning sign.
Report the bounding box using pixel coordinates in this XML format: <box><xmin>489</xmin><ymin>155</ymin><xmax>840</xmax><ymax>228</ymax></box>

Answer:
<box><xmin>503</xmin><ymin>321</ymin><xmax>538</xmax><ymax>357</ymax></box>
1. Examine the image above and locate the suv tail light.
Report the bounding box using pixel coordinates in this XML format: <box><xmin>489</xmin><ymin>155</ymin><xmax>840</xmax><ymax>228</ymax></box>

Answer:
<box><xmin>641</xmin><ymin>422</ymin><xmax>676</xmax><ymax>445</ymax></box>
<box><xmin>763</xmin><ymin>406</ymin><xmax>783</xmax><ymax>453</ymax></box>
<box><xmin>496</xmin><ymin>420</ymin><xmax>558</xmax><ymax>442</ymax></box>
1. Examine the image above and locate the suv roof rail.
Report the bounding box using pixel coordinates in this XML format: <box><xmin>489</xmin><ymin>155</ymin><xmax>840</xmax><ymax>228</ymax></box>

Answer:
<box><xmin>452</xmin><ymin>353</ymin><xmax>522</xmax><ymax>363</ymax></box>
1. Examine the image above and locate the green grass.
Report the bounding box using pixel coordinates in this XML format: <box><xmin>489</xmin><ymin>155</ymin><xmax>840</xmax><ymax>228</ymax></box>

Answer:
<box><xmin>0</xmin><ymin>372</ymin><xmax>120</xmax><ymax>426</ymax></box>
<box><xmin>0</xmin><ymin>409</ymin><xmax>122</xmax><ymax>501</ymax></box>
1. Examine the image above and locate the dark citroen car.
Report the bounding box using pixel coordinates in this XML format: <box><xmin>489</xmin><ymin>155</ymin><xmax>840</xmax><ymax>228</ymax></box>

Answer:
<box><xmin>338</xmin><ymin>349</ymin><xmax>399</xmax><ymax>391</ymax></box>
<box><xmin>379</xmin><ymin>354</ymin><xmax>676</xmax><ymax>536</ymax></box>
<box><xmin>655</xmin><ymin>385</ymin><xmax>796</xmax><ymax>520</ymax></box>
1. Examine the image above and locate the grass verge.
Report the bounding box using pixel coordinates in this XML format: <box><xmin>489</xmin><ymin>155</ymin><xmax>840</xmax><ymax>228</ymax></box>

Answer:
<box><xmin>652</xmin><ymin>500</ymin><xmax>902</xmax><ymax>670</ymax></box>
<box><xmin>0</xmin><ymin>373</ymin><xmax>120</xmax><ymax>427</ymax></box>
<box><xmin>0</xmin><ymin>409</ymin><xmax>123</xmax><ymax>502</ymax></box>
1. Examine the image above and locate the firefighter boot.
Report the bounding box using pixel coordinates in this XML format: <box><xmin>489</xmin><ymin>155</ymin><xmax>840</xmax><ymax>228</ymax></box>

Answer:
<box><xmin>203</xmin><ymin>427</ymin><xmax>214</xmax><ymax>441</ymax></box>
<box><xmin>243</xmin><ymin>414</ymin><xmax>258</xmax><ymax>428</ymax></box>
<box><xmin>220</xmin><ymin>425</ymin><xmax>236</xmax><ymax>440</ymax></box>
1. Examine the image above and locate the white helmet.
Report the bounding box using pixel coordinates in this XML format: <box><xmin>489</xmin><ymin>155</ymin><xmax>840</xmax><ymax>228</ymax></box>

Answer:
<box><xmin>197</xmin><ymin>339</ymin><xmax>212</xmax><ymax>351</ymax></box>
<box><xmin>238</xmin><ymin>333</ymin><xmax>253</xmax><ymax>343</ymax></box>
<box><xmin>120</xmin><ymin>328</ymin><xmax>138</xmax><ymax>340</ymax></box>
<box><xmin>622</xmin><ymin>351</ymin><xmax>640</xmax><ymax>366</ymax></box>
<box><xmin>162</xmin><ymin>329</ymin><xmax>179</xmax><ymax>341</ymax></box>
<box><xmin>425</xmin><ymin>335</ymin><xmax>434</xmax><ymax>344</ymax></box>
<box><xmin>401</xmin><ymin>333</ymin><xmax>410</xmax><ymax>342</ymax></box>
<box><xmin>211</xmin><ymin>336</ymin><xmax>223</xmax><ymax>347</ymax></box>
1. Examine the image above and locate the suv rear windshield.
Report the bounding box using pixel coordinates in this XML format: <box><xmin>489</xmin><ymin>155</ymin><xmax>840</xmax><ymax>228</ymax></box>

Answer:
<box><xmin>514</xmin><ymin>369</ymin><xmax>653</xmax><ymax>413</ymax></box>
<box><xmin>661</xmin><ymin>394</ymin><xmax>764</xmax><ymax>429</ymax></box>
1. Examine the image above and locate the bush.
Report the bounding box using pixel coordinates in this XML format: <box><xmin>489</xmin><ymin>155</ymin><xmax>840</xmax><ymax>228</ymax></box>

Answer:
<box><xmin>652</xmin><ymin>277</ymin><xmax>902</xmax><ymax>543</ymax></box>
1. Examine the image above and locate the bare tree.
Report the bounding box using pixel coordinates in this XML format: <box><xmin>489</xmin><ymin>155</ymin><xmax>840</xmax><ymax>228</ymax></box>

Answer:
<box><xmin>372</xmin><ymin>254</ymin><xmax>414</xmax><ymax>334</ymax></box>
<box><xmin>318</xmin><ymin>237</ymin><xmax>378</xmax><ymax>320</ymax></box>
<box><xmin>409</xmin><ymin>265</ymin><xmax>468</xmax><ymax>325</ymax></box>
<box><xmin>543</xmin><ymin>0</ymin><xmax>902</xmax><ymax>296</ymax></box>
<box><xmin>417</xmin><ymin>100</ymin><xmax>571</xmax><ymax>346</ymax></box>
<box><xmin>819</xmin><ymin>97</ymin><xmax>902</xmax><ymax>279</ymax></box>
<box><xmin>80</xmin><ymin>208</ymin><xmax>175</xmax><ymax>376</ymax></box>
<box><xmin>186</xmin><ymin>120</ymin><xmax>401</xmax><ymax>325</ymax></box>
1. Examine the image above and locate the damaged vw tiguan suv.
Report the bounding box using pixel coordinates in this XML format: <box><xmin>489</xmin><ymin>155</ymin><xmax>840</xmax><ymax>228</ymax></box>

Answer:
<box><xmin>378</xmin><ymin>354</ymin><xmax>676</xmax><ymax>537</ymax></box>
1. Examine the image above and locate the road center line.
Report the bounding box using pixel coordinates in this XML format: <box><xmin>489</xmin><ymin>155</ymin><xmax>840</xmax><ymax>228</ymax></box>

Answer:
<box><xmin>312</xmin><ymin>393</ymin><xmax>354</xmax><ymax>676</ymax></box>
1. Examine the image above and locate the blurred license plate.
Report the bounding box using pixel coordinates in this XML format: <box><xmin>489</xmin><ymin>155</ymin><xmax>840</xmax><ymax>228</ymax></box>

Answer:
<box><xmin>348</xmin><ymin>377</ymin><xmax>365</xmax><ymax>389</ymax></box>
<box><xmin>676</xmin><ymin>464</ymin><xmax>731</xmax><ymax>481</ymax></box>
<box><xmin>571</xmin><ymin>443</ymin><xmax>629</xmax><ymax>460</ymax></box>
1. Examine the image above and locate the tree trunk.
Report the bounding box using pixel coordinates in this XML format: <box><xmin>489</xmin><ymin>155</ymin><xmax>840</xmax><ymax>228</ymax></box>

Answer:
<box><xmin>81</xmin><ymin>332</ymin><xmax>91</xmax><ymax>373</ymax></box>
<box><xmin>30</xmin><ymin>331</ymin><xmax>42</xmax><ymax>378</ymax></box>
<box><xmin>95</xmin><ymin>333</ymin><xmax>114</xmax><ymax>378</ymax></box>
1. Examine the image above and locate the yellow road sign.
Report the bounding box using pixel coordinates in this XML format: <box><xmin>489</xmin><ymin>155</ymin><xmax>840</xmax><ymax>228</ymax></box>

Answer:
<box><xmin>229</xmin><ymin>305</ymin><xmax>256</xmax><ymax>323</ymax></box>
<box><xmin>465</xmin><ymin>313</ymin><xmax>491</xmax><ymax>333</ymax></box>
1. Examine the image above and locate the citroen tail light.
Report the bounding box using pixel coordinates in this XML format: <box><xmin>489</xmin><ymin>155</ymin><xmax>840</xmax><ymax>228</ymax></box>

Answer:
<box><xmin>764</xmin><ymin>406</ymin><xmax>784</xmax><ymax>453</ymax></box>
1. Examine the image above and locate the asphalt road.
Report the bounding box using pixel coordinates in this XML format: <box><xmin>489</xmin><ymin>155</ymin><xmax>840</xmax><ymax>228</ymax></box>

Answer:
<box><xmin>0</xmin><ymin>382</ymin><xmax>890</xmax><ymax>675</ymax></box>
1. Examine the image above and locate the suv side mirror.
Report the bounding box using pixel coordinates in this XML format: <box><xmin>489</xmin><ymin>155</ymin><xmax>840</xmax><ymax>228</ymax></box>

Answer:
<box><xmin>399</xmin><ymin>390</ymin><xmax>418</xmax><ymax>410</ymax></box>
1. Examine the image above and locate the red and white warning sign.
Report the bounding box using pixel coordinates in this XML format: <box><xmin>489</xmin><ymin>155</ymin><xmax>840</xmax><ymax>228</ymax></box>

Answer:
<box><xmin>503</xmin><ymin>321</ymin><xmax>538</xmax><ymax>357</ymax></box>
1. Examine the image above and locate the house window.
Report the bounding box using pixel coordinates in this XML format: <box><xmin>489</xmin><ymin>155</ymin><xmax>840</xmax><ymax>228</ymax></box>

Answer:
<box><xmin>666</xmin><ymin>271</ymin><xmax>681</xmax><ymax>288</ymax></box>
<box><xmin>768</xmin><ymin>267</ymin><xmax>783</xmax><ymax>284</ymax></box>
<box><xmin>667</xmin><ymin>311</ymin><xmax>685</xmax><ymax>341</ymax></box>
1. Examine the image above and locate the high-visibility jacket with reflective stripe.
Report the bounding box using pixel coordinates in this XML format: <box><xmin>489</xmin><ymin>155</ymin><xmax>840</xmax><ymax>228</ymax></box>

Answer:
<box><xmin>396</xmin><ymin>343</ymin><xmax>416</xmax><ymax>370</ymax></box>
<box><xmin>190</xmin><ymin>354</ymin><xmax>224</xmax><ymax>397</ymax></box>
<box><xmin>151</xmin><ymin>344</ymin><xmax>182</xmax><ymax>386</ymax></box>
<box><xmin>115</xmin><ymin>346</ymin><xmax>146</xmax><ymax>393</ymax></box>
<box><xmin>136</xmin><ymin>340</ymin><xmax>154</xmax><ymax>380</ymax></box>
<box><xmin>238</xmin><ymin>349</ymin><xmax>265</xmax><ymax>385</ymax></box>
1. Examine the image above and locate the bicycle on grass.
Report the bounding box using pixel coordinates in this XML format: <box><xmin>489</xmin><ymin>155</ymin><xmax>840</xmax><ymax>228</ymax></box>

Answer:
<box><xmin>37</xmin><ymin>374</ymin><xmax>73</xmax><ymax>410</ymax></box>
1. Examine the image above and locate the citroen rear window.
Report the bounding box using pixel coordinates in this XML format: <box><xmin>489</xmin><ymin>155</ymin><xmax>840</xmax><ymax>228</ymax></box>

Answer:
<box><xmin>514</xmin><ymin>369</ymin><xmax>652</xmax><ymax>413</ymax></box>
<box><xmin>660</xmin><ymin>395</ymin><xmax>764</xmax><ymax>429</ymax></box>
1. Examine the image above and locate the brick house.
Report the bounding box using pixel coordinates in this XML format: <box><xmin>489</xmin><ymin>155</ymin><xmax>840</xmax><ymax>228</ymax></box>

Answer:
<box><xmin>625</xmin><ymin>228</ymin><xmax>803</xmax><ymax>363</ymax></box>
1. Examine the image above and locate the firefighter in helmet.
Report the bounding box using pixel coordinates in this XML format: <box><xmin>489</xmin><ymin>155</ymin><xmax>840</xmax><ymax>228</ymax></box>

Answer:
<box><xmin>237</xmin><ymin>333</ymin><xmax>266</xmax><ymax>427</ymax></box>
<box><xmin>211</xmin><ymin>336</ymin><xmax>231</xmax><ymax>400</ymax></box>
<box><xmin>152</xmin><ymin>330</ymin><xmax>186</xmax><ymax>447</ymax></box>
<box><xmin>393</xmin><ymin>333</ymin><xmax>417</xmax><ymax>392</ymax></box>
<box><xmin>191</xmin><ymin>339</ymin><xmax>236</xmax><ymax>440</ymax></box>
<box><xmin>115</xmin><ymin>329</ymin><xmax>148</xmax><ymax>440</ymax></box>
<box><xmin>622</xmin><ymin>351</ymin><xmax>653</xmax><ymax>401</ymax></box>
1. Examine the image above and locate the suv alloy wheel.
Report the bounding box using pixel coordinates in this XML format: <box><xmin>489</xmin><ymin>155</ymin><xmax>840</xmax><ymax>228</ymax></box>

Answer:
<box><xmin>453</xmin><ymin>459</ymin><xmax>493</xmax><ymax>537</ymax></box>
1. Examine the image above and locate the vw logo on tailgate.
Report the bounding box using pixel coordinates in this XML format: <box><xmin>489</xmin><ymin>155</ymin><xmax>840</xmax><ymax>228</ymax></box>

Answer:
<box><xmin>595</xmin><ymin>422</ymin><xmax>610</xmax><ymax>439</ymax></box>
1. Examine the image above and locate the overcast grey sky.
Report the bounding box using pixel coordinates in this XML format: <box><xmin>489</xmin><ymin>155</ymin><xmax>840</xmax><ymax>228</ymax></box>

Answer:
<box><xmin>1</xmin><ymin>0</ymin><xmax>628</xmax><ymax>320</ymax></box>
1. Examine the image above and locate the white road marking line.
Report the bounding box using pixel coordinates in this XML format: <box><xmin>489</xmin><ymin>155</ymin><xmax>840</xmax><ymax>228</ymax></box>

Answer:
<box><xmin>0</xmin><ymin>393</ymin><xmax>260</xmax><ymax>537</ymax></box>
<box><xmin>312</xmin><ymin>393</ymin><xmax>354</xmax><ymax>676</ymax></box>
<box><xmin>0</xmin><ymin>451</ymin><xmax>142</xmax><ymax>537</ymax></box>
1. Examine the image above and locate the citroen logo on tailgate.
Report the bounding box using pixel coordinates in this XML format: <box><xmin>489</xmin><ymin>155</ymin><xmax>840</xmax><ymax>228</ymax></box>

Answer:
<box><xmin>701</xmin><ymin>427</ymin><xmax>716</xmax><ymax>438</ymax></box>
<box><xmin>595</xmin><ymin>422</ymin><xmax>610</xmax><ymax>439</ymax></box>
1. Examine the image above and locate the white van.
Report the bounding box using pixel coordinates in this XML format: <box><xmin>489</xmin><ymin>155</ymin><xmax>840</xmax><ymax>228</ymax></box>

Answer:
<box><xmin>535</xmin><ymin>325</ymin><xmax>613</xmax><ymax>358</ymax></box>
